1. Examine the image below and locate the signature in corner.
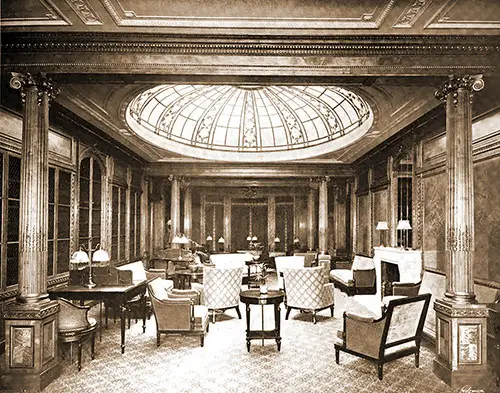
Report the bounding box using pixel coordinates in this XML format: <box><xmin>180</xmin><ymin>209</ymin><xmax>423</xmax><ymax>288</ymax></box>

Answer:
<box><xmin>460</xmin><ymin>386</ymin><xmax>485</xmax><ymax>393</ymax></box>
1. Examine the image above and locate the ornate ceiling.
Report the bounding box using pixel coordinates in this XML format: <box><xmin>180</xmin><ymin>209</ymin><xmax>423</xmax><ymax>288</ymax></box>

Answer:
<box><xmin>125</xmin><ymin>85</ymin><xmax>373</xmax><ymax>162</ymax></box>
<box><xmin>2</xmin><ymin>0</ymin><xmax>500</xmax><ymax>171</ymax></box>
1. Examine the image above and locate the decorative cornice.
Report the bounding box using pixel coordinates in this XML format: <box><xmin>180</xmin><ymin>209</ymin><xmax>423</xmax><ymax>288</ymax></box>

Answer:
<box><xmin>435</xmin><ymin>74</ymin><xmax>485</xmax><ymax>104</ymax></box>
<box><xmin>434</xmin><ymin>300</ymin><xmax>489</xmax><ymax>318</ymax></box>
<box><xmin>2</xmin><ymin>41</ymin><xmax>500</xmax><ymax>56</ymax></box>
<box><xmin>9</xmin><ymin>72</ymin><xmax>60</xmax><ymax>105</ymax></box>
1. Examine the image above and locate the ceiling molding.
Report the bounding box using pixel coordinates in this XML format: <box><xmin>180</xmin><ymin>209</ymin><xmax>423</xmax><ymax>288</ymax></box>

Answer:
<box><xmin>145</xmin><ymin>162</ymin><xmax>355</xmax><ymax>178</ymax></box>
<box><xmin>101</xmin><ymin>0</ymin><xmax>395</xmax><ymax>30</ymax></box>
<box><xmin>65</xmin><ymin>0</ymin><xmax>103</xmax><ymax>25</ymax></box>
<box><xmin>393</xmin><ymin>0</ymin><xmax>432</xmax><ymax>29</ymax></box>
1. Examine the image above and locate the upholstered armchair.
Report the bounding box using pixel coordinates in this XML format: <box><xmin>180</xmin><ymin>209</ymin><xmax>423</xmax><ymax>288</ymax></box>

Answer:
<box><xmin>382</xmin><ymin>280</ymin><xmax>423</xmax><ymax>310</ymax></box>
<box><xmin>58</xmin><ymin>298</ymin><xmax>98</xmax><ymax>371</ymax></box>
<box><xmin>282</xmin><ymin>266</ymin><xmax>334</xmax><ymax>324</ymax></box>
<box><xmin>203</xmin><ymin>266</ymin><xmax>244</xmax><ymax>323</ymax></box>
<box><xmin>293</xmin><ymin>252</ymin><xmax>317</xmax><ymax>267</ymax></box>
<box><xmin>330</xmin><ymin>255</ymin><xmax>376</xmax><ymax>296</ymax></box>
<box><xmin>334</xmin><ymin>293</ymin><xmax>431</xmax><ymax>380</ymax></box>
<box><xmin>275</xmin><ymin>256</ymin><xmax>305</xmax><ymax>290</ymax></box>
<box><xmin>148</xmin><ymin>277</ymin><xmax>209</xmax><ymax>347</ymax></box>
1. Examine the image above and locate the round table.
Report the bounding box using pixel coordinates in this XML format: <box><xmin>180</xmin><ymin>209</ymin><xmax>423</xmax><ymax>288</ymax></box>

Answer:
<box><xmin>175</xmin><ymin>269</ymin><xmax>203</xmax><ymax>289</ymax></box>
<box><xmin>239</xmin><ymin>289</ymin><xmax>285</xmax><ymax>351</ymax></box>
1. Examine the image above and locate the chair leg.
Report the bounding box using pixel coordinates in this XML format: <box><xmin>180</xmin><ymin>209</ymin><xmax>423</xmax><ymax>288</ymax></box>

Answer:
<box><xmin>313</xmin><ymin>311</ymin><xmax>317</xmax><ymax>324</ymax></box>
<box><xmin>335</xmin><ymin>348</ymin><xmax>340</xmax><ymax>364</ymax></box>
<box><xmin>206</xmin><ymin>323</ymin><xmax>210</xmax><ymax>333</ymax></box>
<box><xmin>156</xmin><ymin>332</ymin><xmax>161</xmax><ymax>347</ymax></box>
<box><xmin>330</xmin><ymin>306</ymin><xmax>334</xmax><ymax>317</ymax></box>
<box><xmin>235</xmin><ymin>306</ymin><xmax>242</xmax><ymax>319</ymax></box>
<box><xmin>415</xmin><ymin>349</ymin><xmax>420</xmax><ymax>368</ymax></box>
<box><xmin>377</xmin><ymin>362</ymin><xmax>383</xmax><ymax>380</ymax></box>
<box><xmin>212</xmin><ymin>311</ymin><xmax>216</xmax><ymax>324</ymax></box>
<box><xmin>285</xmin><ymin>307</ymin><xmax>292</xmax><ymax>320</ymax></box>
<box><xmin>200</xmin><ymin>334</ymin><xmax>205</xmax><ymax>347</ymax></box>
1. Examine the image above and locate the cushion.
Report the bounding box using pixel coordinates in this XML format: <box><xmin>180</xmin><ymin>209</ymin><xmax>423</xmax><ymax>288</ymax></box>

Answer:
<box><xmin>117</xmin><ymin>261</ymin><xmax>147</xmax><ymax>281</ymax></box>
<box><xmin>352</xmin><ymin>255</ymin><xmax>375</xmax><ymax>271</ymax></box>
<box><xmin>330</xmin><ymin>269</ymin><xmax>354</xmax><ymax>286</ymax></box>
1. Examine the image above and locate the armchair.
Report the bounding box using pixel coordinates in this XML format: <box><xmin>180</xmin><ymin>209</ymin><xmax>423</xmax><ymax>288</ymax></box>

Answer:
<box><xmin>203</xmin><ymin>266</ymin><xmax>244</xmax><ymax>323</ymax></box>
<box><xmin>330</xmin><ymin>255</ymin><xmax>376</xmax><ymax>296</ymax></box>
<box><xmin>334</xmin><ymin>293</ymin><xmax>431</xmax><ymax>380</ymax></box>
<box><xmin>148</xmin><ymin>277</ymin><xmax>209</xmax><ymax>347</ymax></box>
<box><xmin>275</xmin><ymin>256</ymin><xmax>305</xmax><ymax>290</ymax></box>
<box><xmin>57</xmin><ymin>298</ymin><xmax>97</xmax><ymax>371</ymax></box>
<box><xmin>282</xmin><ymin>266</ymin><xmax>334</xmax><ymax>324</ymax></box>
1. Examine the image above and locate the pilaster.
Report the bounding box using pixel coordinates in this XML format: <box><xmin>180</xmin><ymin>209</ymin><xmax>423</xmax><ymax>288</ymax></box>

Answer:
<box><xmin>2</xmin><ymin>72</ymin><xmax>61</xmax><ymax>392</ymax></box>
<box><xmin>168</xmin><ymin>175</ymin><xmax>181</xmax><ymax>247</ymax></box>
<box><xmin>183</xmin><ymin>184</ymin><xmax>192</xmax><ymax>240</ymax></box>
<box><xmin>307</xmin><ymin>182</ymin><xmax>316</xmax><ymax>251</ymax></box>
<box><xmin>318</xmin><ymin>176</ymin><xmax>330</xmax><ymax>253</ymax></box>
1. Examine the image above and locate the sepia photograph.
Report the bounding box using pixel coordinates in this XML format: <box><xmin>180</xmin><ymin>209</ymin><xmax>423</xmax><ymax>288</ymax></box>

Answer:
<box><xmin>1</xmin><ymin>0</ymin><xmax>500</xmax><ymax>392</ymax></box>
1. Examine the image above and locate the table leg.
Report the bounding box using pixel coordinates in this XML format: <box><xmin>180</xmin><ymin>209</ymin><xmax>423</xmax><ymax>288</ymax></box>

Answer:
<box><xmin>141</xmin><ymin>293</ymin><xmax>147</xmax><ymax>333</ymax></box>
<box><xmin>246</xmin><ymin>303</ymin><xmax>251</xmax><ymax>352</ymax></box>
<box><xmin>247</xmin><ymin>266</ymin><xmax>251</xmax><ymax>289</ymax></box>
<box><xmin>120</xmin><ymin>304</ymin><xmax>126</xmax><ymax>354</ymax></box>
<box><xmin>275</xmin><ymin>303</ymin><xmax>282</xmax><ymax>351</ymax></box>
<box><xmin>261</xmin><ymin>304</ymin><xmax>265</xmax><ymax>346</ymax></box>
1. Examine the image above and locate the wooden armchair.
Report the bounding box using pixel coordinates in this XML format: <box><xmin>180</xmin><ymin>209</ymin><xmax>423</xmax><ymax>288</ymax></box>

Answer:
<box><xmin>334</xmin><ymin>293</ymin><xmax>431</xmax><ymax>380</ymax></box>
<box><xmin>57</xmin><ymin>298</ymin><xmax>97</xmax><ymax>371</ymax></box>
<box><xmin>148</xmin><ymin>277</ymin><xmax>209</xmax><ymax>347</ymax></box>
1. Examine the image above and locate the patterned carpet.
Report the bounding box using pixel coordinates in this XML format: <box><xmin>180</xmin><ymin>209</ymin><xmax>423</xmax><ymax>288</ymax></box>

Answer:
<box><xmin>43</xmin><ymin>274</ymin><xmax>495</xmax><ymax>393</ymax></box>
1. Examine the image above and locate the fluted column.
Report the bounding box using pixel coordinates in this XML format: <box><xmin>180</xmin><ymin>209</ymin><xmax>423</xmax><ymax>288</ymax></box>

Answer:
<box><xmin>169</xmin><ymin>175</ymin><xmax>181</xmax><ymax>247</ymax></box>
<box><xmin>2</xmin><ymin>72</ymin><xmax>61</xmax><ymax>391</ymax></box>
<box><xmin>318</xmin><ymin>176</ymin><xmax>330</xmax><ymax>253</ymax></box>
<box><xmin>11</xmin><ymin>72</ymin><xmax>59</xmax><ymax>303</ymax></box>
<box><xmin>433</xmin><ymin>75</ymin><xmax>490</xmax><ymax>389</ymax></box>
<box><xmin>183</xmin><ymin>185</ymin><xmax>192</xmax><ymax>240</ymax></box>
<box><xmin>435</xmin><ymin>75</ymin><xmax>484</xmax><ymax>304</ymax></box>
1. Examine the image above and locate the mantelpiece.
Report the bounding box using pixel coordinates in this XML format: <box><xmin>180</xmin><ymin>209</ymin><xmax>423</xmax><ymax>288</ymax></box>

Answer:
<box><xmin>373</xmin><ymin>247</ymin><xmax>422</xmax><ymax>298</ymax></box>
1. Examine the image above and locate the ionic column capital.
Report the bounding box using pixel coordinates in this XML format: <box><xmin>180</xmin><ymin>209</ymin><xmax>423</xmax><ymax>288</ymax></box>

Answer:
<box><xmin>435</xmin><ymin>74</ymin><xmax>484</xmax><ymax>105</ymax></box>
<box><xmin>10</xmin><ymin>72</ymin><xmax>60</xmax><ymax>105</ymax></box>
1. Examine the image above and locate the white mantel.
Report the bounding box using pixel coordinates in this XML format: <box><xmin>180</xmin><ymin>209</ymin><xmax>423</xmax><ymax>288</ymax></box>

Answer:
<box><xmin>373</xmin><ymin>247</ymin><xmax>422</xmax><ymax>297</ymax></box>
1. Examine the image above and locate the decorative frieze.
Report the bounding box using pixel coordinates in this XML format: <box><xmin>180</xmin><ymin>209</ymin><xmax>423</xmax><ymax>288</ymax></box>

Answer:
<box><xmin>393</xmin><ymin>0</ymin><xmax>430</xmax><ymax>28</ymax></box>
<box><xmin>435</xmin><ymin>74</ymin><xmax>484</xmax><ymax>105</ymax></box>
<box><xmin>434</xmin><ymin>301</ymin><xmax>490</xmax><ymax>318</ymax></box>
<box><xmin>3</xmin><ymin>303</ymin><xmax>60</xmax><ymax>320</ymax></box>
<box><xmin>65</xmin><ymin>0</ymin><xmax>102</xmax><ymax>25</ymax></box>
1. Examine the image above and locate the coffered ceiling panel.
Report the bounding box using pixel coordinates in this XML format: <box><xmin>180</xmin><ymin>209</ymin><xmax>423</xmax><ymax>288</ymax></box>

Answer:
<box><xmin>2</xmin><ymin>0</ymin><xmax>71</xmax><ymax>26</ymax></box>
<box><xmin>425</xmin><ymin>0</ymin><xmax>500</xmax><ymax>29</ymax></box>
<box><xmin>102</xmin><ymin>0</ymin><xmax>394</xmax><ymax>29</ymax></box>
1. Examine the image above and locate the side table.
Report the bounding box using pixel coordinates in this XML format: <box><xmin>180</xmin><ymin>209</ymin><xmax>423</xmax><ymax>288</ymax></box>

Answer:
<box><xmin>175</xmin><ymin>269</ymin><xmax>203</xmax><ymax>289</ymax></box>
<box><xmin>240</xmin><ymin>289</ymin><xmax>285</xmax><ymax>352</ymax></box>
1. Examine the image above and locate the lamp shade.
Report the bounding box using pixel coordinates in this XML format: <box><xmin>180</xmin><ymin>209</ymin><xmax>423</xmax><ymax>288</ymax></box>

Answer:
<box><xmin>293</xmin><ymin>237</ymin><xmax>300</xmax><ymax>244</ymax></box>
<box><xmin>274</xmin><ymin>237</ymin><xmax>280</xmax><ymax>243</ymax></box>
<box><xmin>71</xmin><ymin>250</ymin><xmax>89</xmax><ymax>263</ymax></box>
<box><xmin>246</xmin><ymin>235</ymin><xmax>252</xmax><ymax>241</ymax></box>
<box><xmin>376</xmin><ymin>221</ymin><xmax>389</xmax><ymax>230</ymax></box>
<box><xmin>178</xmin><ymin>235</ymin><xmax>190</xmax><ymax>244</ymax></box>
<box><xmin>217</xmin><ymin>237</ymin><xmax>225</xmax><ymax>244</ymax></box>
<box><xmin>92</xmin><ymin>248</ymin><xmax>110</xmax><ymax>262</ymax></box>
<box><xmin>206</xmin><ymin>235</ymin><xmax>213</xmax><ymax>241</ymax></box>
<box><xmin>251</xmin><ymin>235</ymin><xmax>258</xmax><ymax>242</ymax></box>
<box><xmin>396</xmin><ymin>219</ymin><xmax>412</xmax><ymax>230</ymax></box>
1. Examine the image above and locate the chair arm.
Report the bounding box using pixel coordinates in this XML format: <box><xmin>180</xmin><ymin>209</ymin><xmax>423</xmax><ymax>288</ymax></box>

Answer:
<box><xmin>344</xmin><ymin>313</ymin><xmax>386</xmax><ymax>358</ymax></box>
<box><xmin>345</xmin><ymin>311</ymin><xmax>376</xmax><ymax>323</ymax></box>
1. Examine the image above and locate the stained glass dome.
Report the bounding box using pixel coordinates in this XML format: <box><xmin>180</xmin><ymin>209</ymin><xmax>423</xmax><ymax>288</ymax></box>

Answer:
<box><xmin>125</xmin><ymin>85</ymin><xmax>373</xmax><ymax>162</ymax></box>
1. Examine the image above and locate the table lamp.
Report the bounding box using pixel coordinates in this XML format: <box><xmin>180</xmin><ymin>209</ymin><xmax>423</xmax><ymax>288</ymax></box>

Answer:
<box><xmin>376</xmin><ymin>221</ymin><xmax>389</xmax><ymax>247</ymax></box>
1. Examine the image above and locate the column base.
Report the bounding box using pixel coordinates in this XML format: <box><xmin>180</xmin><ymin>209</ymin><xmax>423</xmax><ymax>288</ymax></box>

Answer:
<box><xmin>433</xmin><ymin>298</ymin><xmax>492</xmax><ymax>390</ymax></box>
<box><xmin>1</xmin><ymin>299</ymin><xmax>61</xmax><ymax>392</ymax></box>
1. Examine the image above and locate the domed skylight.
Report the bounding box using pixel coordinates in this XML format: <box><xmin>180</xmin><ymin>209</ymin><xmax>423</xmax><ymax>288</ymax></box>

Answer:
<box><xmin>125</xmin><ymin>85</ymin><xmax>373</xmax><ymax>162</ymax></box>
